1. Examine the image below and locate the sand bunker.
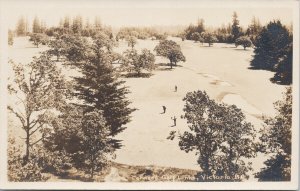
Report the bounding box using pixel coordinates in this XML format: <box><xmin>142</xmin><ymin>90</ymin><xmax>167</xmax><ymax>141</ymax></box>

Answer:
<box><xmin>222</xmin><ymin>94</ymin><xmax>262</xmax><ymax>115</ymax></box>
<box><xmin>200</xmin><ymin>73</ymin><xmax>233</xmax><ymax>87</ymax></box>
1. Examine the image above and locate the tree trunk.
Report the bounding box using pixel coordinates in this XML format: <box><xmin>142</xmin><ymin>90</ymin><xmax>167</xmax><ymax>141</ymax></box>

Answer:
<box><xmin>228</xmin><ymin>144</ymin><xmax>233</xmax><ymax>176</ymax></box>
<box><xmin>24</xmin><ymin>117</ymin><xmax>30</xmax><ymax>163</ymax></box>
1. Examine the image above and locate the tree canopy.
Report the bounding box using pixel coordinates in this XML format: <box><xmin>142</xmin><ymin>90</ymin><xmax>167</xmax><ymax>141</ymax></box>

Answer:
<box><xmin>154</xmin><ymin>40</ymin><xmax>186</xmax><ymax>69</ymax></box>
<box><xmin>168</xmin><ymin>90</ymin><xmax>257</xmax><ymax>181</ymax></box>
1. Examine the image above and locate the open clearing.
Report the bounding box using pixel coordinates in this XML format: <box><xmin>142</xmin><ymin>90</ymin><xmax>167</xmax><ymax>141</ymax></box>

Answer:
<box><xmin>8</xmin><ymin>37</ymin><xmax>287</xmax><ymax>180</ymax></box>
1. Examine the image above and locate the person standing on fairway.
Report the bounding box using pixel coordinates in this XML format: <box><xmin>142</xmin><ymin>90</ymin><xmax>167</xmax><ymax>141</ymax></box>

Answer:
<box><xmin>162</xmin><ymin>106</ymin><xmax>166</xmax><ymax>113</ymax></box>
<box><xmin>171</xmin><ymin>116</ymin><xmax>177</xmax><ymax>126</ymax></box>
<box><xmin>175</xmin><ymin>85</ymin><xmax>177</xmax><ymax>92</ymax></box>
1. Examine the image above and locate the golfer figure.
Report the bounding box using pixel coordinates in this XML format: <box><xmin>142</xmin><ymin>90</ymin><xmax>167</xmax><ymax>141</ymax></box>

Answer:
<box><xmin>162</xmin><ymin>106</ymin><xmax>166</xmax><ymax>113</ymax></box>
<box><xmin>175</xmin><ymin>85</ymin><xmax>177</xmax><ymax>92</ymax></box>
<box><xmin>171</xmin><ymin>116</ymin><xmax>177</xmax><ymax>126</ymax></box>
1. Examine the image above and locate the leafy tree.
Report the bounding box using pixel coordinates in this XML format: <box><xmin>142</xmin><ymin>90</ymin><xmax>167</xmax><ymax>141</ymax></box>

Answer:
<box><xmin>250</xmin><ymin>21</ymin><xmax>292</xmax><ymax>71</ymax></box>
<box><xmin>73</xmin><ymin>35</ymin><xmax>134</xmax><ymax>140</ymax></box>
<box><xmin>231</xmin><ymin>12</ymin><xmax>241</xmax><ymax>41</ymax></box>
<box><xmin>8</xmin><ymin>30</ymin><xmax>14</xmax><ymax>46</ymax></box>
<box><xmin>29</xmin><ymin>33</ymin><xmax>48</xmax><ymax>47</ymax></box>
<box><xmin>191</xmin><ymin>32</ymin><xmax>203</xmax><ymax>43</ymax></box>
<box><xmin>202</xmin><ymin>32</ymin><xmax>218</xmax><ymax>46</ymax></box>
<box><xmin>271</xmin><ymin>42</ymin><xmax>293</xmax><ymax>84</ymax></box>
<box><xmin>7</xmin><ymin>53</ymin><xmax>68</xmax><ymax>162</ymax></box>
<box><xmin>48</xmin><ymin>35</ymin><xmax>67</xmax><ymax>61</ymax></box>
<box><xmin>255</xmin><ymin>87</ymin><xmax>292</xmax><ymax>181</ymax></box>
<box><xmin>44</xmin><ymin>105</ymin><xmax>115</xmax><ymax>179</ymax></box>
<box><xmin>81</xmin><ymin>109</ymin><xmax>114</xmax><ymax>179</ymax></box>
<box><xmin>235</xmin><ymin>36</ymin><xmax>252</xmax><ymax>50</ymax></box>
<box><xmin>126</xmin><ymin>36</ymin><xmax>137</xmax><ymax>49</ymax></box>
<box><xmin>154</xmin><ymin>40</ymin><xmax>186</xmax><ymax>69</ymax></box>
<box><xmin>178</xmin><ymin>32</ymin><xmax>186</xmax><ymax>41</ymax></box>
<box><xmin>168</xmin><ymin>90</ymin><xmax>256</xmax><ymax>181</ymax></box>
<box><xmin>122</xmin><ymin>49</ymin><xmax>155</xmax><ymax>76</ymax></box>
<box><xmin>15</xmin><ymin>16</ymin><xmax>26</xmax><ymax>36</ymax></box>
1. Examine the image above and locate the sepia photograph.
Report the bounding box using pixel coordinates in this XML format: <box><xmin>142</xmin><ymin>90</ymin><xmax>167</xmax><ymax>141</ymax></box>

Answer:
<box><xmin>0</xmin><ymin>0</ymin><xmax>299</xmax><ymax>190</ymax></box>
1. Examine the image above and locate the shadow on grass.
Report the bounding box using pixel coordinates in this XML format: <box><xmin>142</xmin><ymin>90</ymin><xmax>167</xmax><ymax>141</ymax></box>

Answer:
<box><xmin>234</xmin><ymin>48</ymin><xmax>252</xmax><ymax>51</ymax></box>
<box><xmin>155</xmin><ymin>63</ymin><xmax>183</xmax><ymax>71</ymax></box>
<box><xmin>121</xmin><ymin>72</ymin><xmax>153</xmax><ymax>78</ymax></box>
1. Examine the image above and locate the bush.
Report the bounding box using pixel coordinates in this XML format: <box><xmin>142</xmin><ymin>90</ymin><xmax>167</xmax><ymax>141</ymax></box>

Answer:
<box><xmin>8</xmin><ymin>138</ymin><xmax>48</xmax><ymax>182</ymax></box>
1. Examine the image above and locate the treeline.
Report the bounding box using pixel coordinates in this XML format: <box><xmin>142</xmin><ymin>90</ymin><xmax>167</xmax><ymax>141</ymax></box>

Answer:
<box><xmin>13</xmin><ymin>15</ymin><xmax>111</xmax><ymax>37</ymax></box>
<box><xmin>178</xmin><ymin>12</ymin><xmax>293</xmax><ymax>85</ymax></box>
<box><xmin>116</xmin><ymin>27</ymin><xmax>167</xmax><ymax>41</ymax></box>
<box><xmin>179</xmin><ymin>13</ymin><xmax>263</xmax><ymax>45</ymax></box>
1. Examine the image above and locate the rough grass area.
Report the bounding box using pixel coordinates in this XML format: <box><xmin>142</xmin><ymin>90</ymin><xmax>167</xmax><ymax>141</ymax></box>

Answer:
<box><xmin>45</xmin><ymin>162</ymin><xmax>198</xmax><ymax>182</ymax></box>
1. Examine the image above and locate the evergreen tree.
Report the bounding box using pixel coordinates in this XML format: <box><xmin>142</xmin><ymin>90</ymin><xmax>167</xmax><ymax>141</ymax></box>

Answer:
<box><xmin>32</xmin><ymin>16</ymin><xmax>41</xmax><ymax>33</ymax></box>
<box><xmin>271</xmin><ymin>42</ymin><xmax>293</xmax><ymax>84</ymax></box>
<box><xmin>8</xmin><ymin>30</ymin><xmax>14</xmax><ymax>46</ymax></box>
<box><xmin>16</xmin><ymin>16</ymin><xmax>26</xmax><ymax>36</ymax></box>
<box><xmin>231</xmin><ymin>12</ymin><xmax>241</xmax><ymax>42</ymax></box>
<box><xmin>94</xmin><ymin>16</ymin><xmax>102</xmax><ymax>29</ymax></box>
<box><xmin>73</xmin><ymin>34</ymin><xmax>134</xmax><ymax>141</ymax></box>
<box><xmin>63</xmin><ymin>16</ymin><xmax>71</xmax><ymax>29</ymax></box>
<box><xmin>72</xmin><ymin>15</ymin><xmax>83</xmax><ymax>34</ymax></box>
<box><xmin>250</xmin><ymin>21</ymin><xmax>291</xmax><ymax>71</ymax></box>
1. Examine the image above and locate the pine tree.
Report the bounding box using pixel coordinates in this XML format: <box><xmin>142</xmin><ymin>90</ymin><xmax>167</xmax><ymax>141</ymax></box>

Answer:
<box><xmin>72</xmin><ymin>15</ymin><xmax>83</xmax><ymax>34</ymax></box>
<box><xmin>271</xmin><ymin>42</ymin><xmax>293</xmax><ymax>84</ymax></box>
<box><xmin>73</xmin><ymin>34</ymin><xmax>134</xmax><ymax>143</ymax></box>
<box><xmin>16</xmin><ymin>16</ymin><xmax>26</xmax><ymax>36</ymax></box>
<box><xmin>231</xmin><ymin>12</ymin><xmax>241</xmax><ymax>42</ymax></box>
<box><xmin>63</xmin><ymin>16</ymin><xmax>70</xmax><ymax>29</ymax></box>
<box><xmin>32</xmin><ymin>16</ymin><xmax>41</xmax><ymax>33</ymax></box>
<box><xmin>250</xmin><ymin>21</ymin><xmax>291</xmax><ymax>71</ymax></box>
